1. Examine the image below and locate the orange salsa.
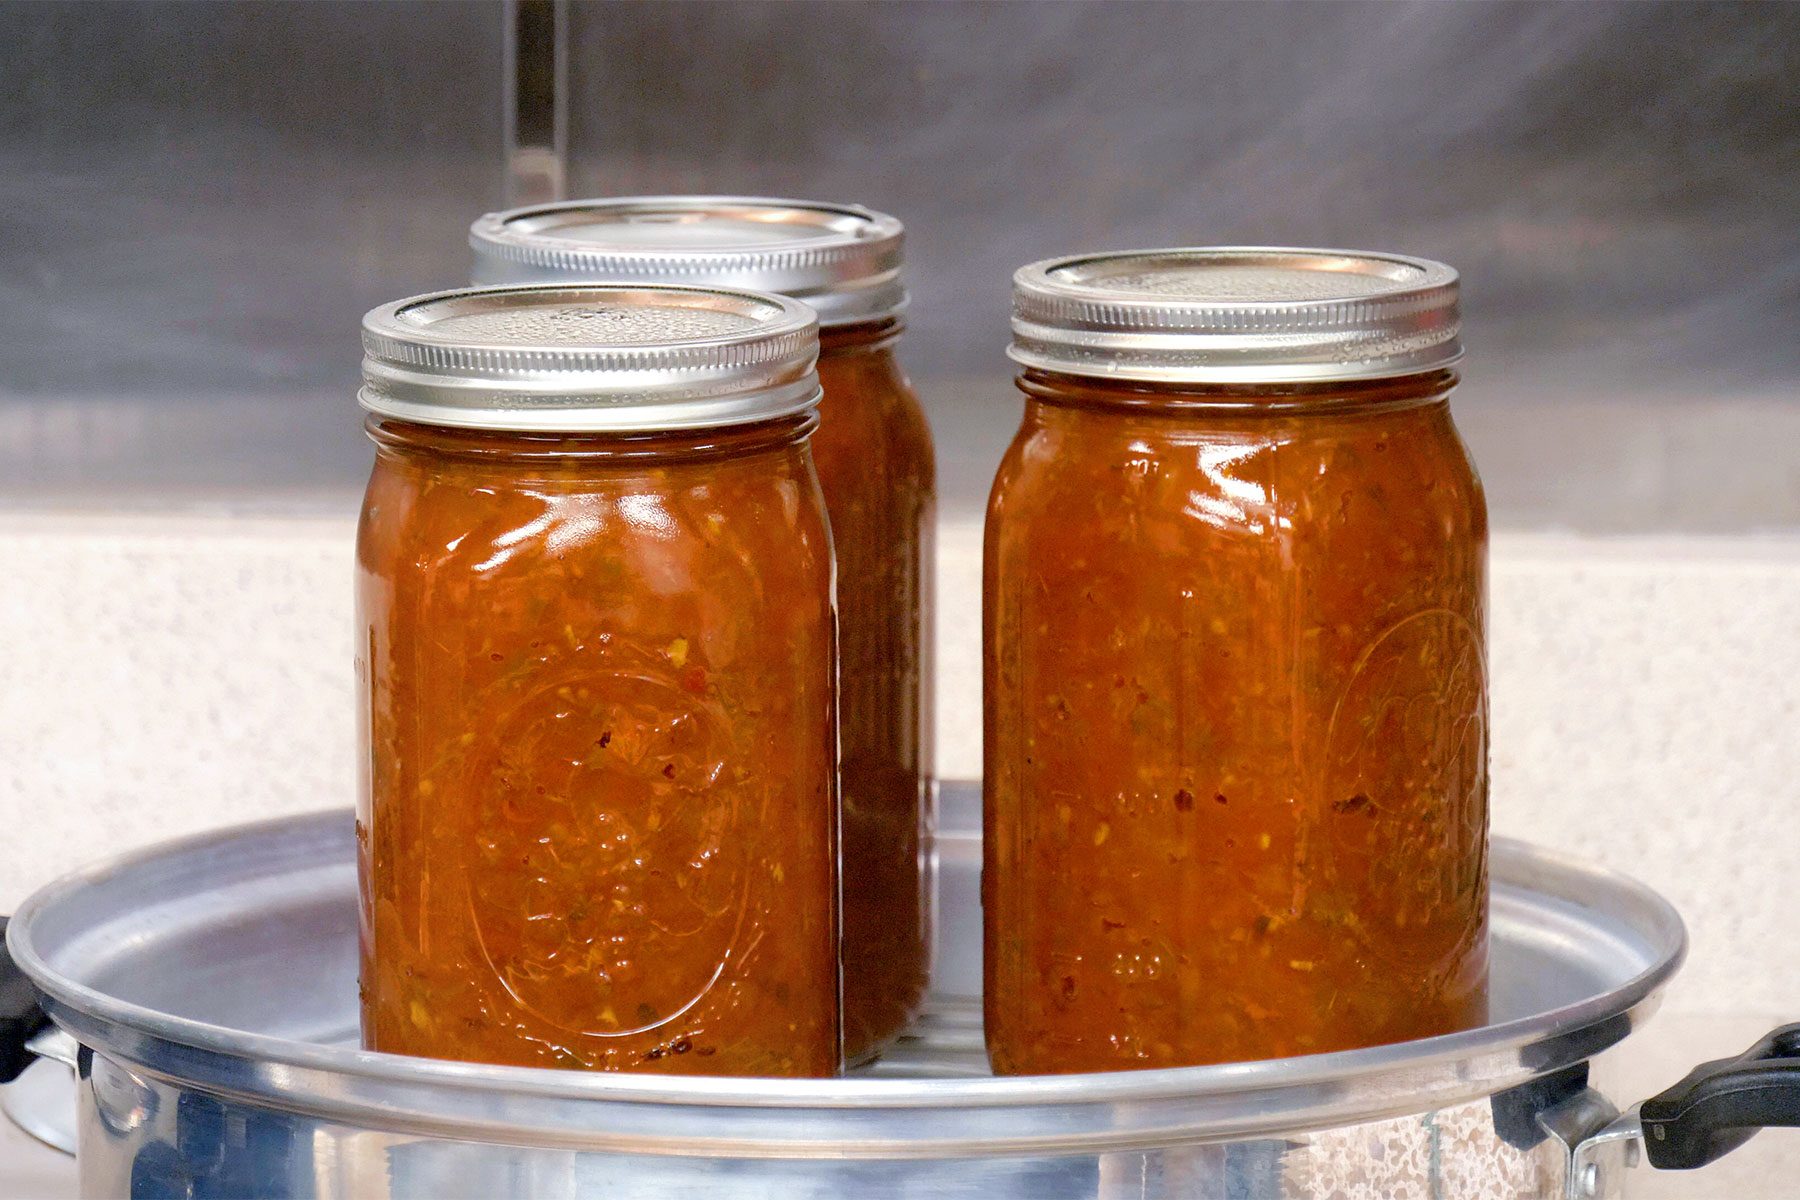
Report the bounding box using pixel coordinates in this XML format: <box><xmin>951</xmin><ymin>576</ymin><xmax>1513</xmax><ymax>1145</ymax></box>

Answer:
<box><xmin>468</xmin><ymin>198</ymin><xmax>939</xmax><ymax>1064</ymax></box>
<box><xmin>357</xmin><ymin>414</ymin><xmax>839</xmax><ymax>1076</ymax></box>
<box><xmin>984</xmin><ymin>369</ymin><xmax>1488</xmax><ymax>1074</ymax></box>
<box><xmin>811</xmin><ymin>319</ymin><xmax>936</xmax><ymax>1062</ymax></box>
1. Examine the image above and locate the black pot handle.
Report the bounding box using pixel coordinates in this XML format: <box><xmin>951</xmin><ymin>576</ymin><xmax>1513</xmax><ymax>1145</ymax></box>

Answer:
<box><xmin>0</xmin><ymin>916</ymin><xmax>52</xmax><ymax>1084</ymax></box>
<box><xmin>1641</xmin><ymin>1022</ymin><xmax>1800</xmax><ymax>1170</ymax></box>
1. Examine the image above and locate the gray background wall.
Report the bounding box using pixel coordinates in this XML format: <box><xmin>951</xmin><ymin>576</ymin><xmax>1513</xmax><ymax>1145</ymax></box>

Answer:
<box><xmin>2</xmin><ymin>0</ymin><xmax>1796</xmax><ymax>524</ymax></box>
<box><xmin>569</xmin><ymin>1</ymin><xmax>1800</xmax><ymax>387</ymax></box>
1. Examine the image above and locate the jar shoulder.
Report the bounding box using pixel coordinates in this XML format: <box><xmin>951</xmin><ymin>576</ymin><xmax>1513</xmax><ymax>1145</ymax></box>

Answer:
<box><xmin>357</xmin><ymin>449</ymin><xmax>834</xmax><ymax>601</ymax></box>
<box><xmin>988</xmin><ymin>404</ymin><xmax>1483</xmax><ymax>550</ymax></box>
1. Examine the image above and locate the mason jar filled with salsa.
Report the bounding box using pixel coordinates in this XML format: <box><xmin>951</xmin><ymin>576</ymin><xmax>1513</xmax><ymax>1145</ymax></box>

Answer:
<box><xmin>471</xmin><ymin>198</ymin><xmax>935</xmax><ymax>1062</ymax></box>
<box><xmin>357</xmin><ymin>282</ymin><xmax>839</xmax><ymax>1077</ymax></box>
<box><xmin>985</xmin><ymin>249</ymin><xmax>1488</xmax><ymax>1075</ymax></box>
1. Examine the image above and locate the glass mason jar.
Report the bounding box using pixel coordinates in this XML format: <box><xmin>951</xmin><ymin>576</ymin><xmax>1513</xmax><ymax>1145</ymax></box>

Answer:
<box><xmin>985</xmin><ymin>249</ymin><xmax>1488</xmax><ymax>1075</ymax></box>
<box><xmin>356</xmin><ymin>284</ymin><xmax>840</xmax><ymax>1077</ymax></box>
<box><xmin>471</xmin><ymin>198</ymin><xmax>936</xmax><ymax>1063</ymax></box>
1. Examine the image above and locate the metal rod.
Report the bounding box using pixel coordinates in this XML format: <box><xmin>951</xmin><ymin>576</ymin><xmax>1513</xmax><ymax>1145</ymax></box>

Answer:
<box><xmin>503</xmin><ymin>0</ymin><xmax>568</xmax><ymax>207</ymax></box>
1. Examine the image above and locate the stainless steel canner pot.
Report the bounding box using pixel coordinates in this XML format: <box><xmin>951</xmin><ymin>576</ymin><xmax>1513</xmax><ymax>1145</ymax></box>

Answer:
<box><xmin>5</xmin><ymin>782</ymin><xmax>1800</xmax><ymax>1199</ymax></box>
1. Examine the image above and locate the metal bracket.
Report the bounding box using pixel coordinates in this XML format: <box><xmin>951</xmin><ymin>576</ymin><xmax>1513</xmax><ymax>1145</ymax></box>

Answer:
<box><xmin>2</xmin><ymin>1028</ymin><xmax>80</xmax><ymax>1155</ymax></box>
<box><xmin>1538</xmin><ymin>1089</ymin><xmax>1643</xmax><ymax>1200</ymax></box>
<box><xmin>1569</xmin><ymin>1110</ymin><xmax>1644</xmax><ymax>1200</ymax></box>
<box><xmin>25</xmin><ymin>1026</ymin><xmax>80</xmax><ymax>1070</ymax></box>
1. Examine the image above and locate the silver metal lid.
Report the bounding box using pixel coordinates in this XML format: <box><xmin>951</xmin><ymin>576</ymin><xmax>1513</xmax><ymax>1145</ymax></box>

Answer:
<box><xmin>1010</xmin><ymin>247</ymin><xmax>1462</xmax><ymax>384</ymax></box>
<box><xmin>360</xmin><ymin>284</ymin><xmax>820</xmax><ymax>432</ymax></box>
<box><xmin>469</xmin><ymin>197</ymin><xmax>907</xmax><ymax>327</ymax></box>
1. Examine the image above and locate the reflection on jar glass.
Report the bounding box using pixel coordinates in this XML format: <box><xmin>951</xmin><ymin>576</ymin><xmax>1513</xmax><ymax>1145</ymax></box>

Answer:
<box><xmin>984</xmin><ymin>249</ymin><xmax>1488</xmax><ymax>1074</ymax></box>
<box><xmin>470</xmin><ymin>199</ymin><xmax>936</xmax><ymax>1063</ymax></box>
<box><xmin>356</xmin><ymin>283</ymin><xmax>840</xmax><ymax>1077</ymax></box>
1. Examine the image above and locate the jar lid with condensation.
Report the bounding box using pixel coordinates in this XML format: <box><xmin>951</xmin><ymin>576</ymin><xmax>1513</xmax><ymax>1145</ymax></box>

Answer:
<box><xmin>360</xmin><ymin>283</ymin><xmax>820</xmax><ymax>432</ymax></box>
<box><xmin>468</xmin><ymin>197</ymin><xmax>907</xmax><ymax>327</ymax></box>
<box><xmin>1010</xmin><ymin>247</ymin><xmax>1462</xmax><ymax>384</ymax></box>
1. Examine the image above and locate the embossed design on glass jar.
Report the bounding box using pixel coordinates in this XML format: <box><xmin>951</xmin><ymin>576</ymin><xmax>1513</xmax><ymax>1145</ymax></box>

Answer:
<box><xmin>1322</xmin><ymin>608</ymin><xmax>1489</xmax><ymax>974</ymax></box>
<box><xmin>451</xmin><ymin>660</ymin><xmax>746</xmax><ymax>1039</ymax></box>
